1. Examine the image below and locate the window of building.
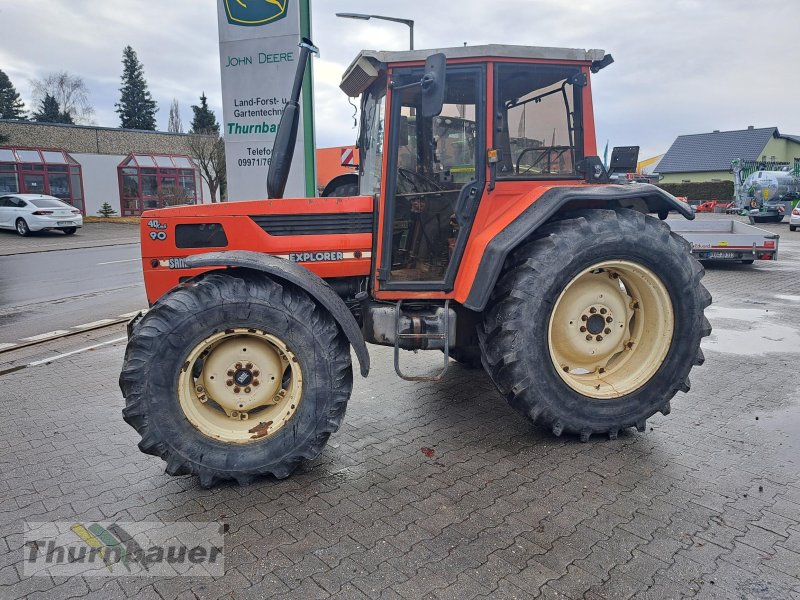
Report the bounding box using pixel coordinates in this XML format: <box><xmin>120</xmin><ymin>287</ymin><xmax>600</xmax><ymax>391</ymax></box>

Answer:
<box><xmin>0</xmin><ymin>147</ymin><xmax>85</xmax><ymax>212</ymax></box>
<box><xmin>116</xmin><ymin>154</ymin><xmax>203</xmax><ymax>216</ymax></box>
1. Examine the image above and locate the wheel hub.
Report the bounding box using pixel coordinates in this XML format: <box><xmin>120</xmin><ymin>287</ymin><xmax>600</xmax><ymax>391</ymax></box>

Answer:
<box><xmin>178</xmin><ymin>328</ymin><xmax>303</xmax><ymax>443</ymax></box>
<box><xmin>548</xmin><ymin>261</ymin><xmax>674</xmax><ymax>400</ymax></box>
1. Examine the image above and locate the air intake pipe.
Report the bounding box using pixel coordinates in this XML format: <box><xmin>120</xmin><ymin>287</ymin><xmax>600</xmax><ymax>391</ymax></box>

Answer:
<box><xmin>266</xmin><ymin>37</ymin><xmax>319</xmax><ymax>199</ymax></box>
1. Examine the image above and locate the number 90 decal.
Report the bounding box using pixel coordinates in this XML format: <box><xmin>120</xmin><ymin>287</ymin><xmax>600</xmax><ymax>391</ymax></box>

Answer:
<box><xmin>149</xmin><ymin>231</ymin><xmax>168</xmax><ymax>241</ymax></box>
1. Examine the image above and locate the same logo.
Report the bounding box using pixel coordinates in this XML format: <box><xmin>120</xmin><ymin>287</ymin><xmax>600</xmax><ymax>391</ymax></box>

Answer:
<box><xmin>223</xmin><ymin>0</ymin><xmax>288</xmax><ymax>27</ymax></box>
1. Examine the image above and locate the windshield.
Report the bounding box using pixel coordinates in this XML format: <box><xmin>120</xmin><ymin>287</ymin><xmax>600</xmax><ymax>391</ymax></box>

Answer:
<box><xmin>30</xmin><ymin>197</ymin><xmax>68</xmax><ymax>208</ymax></box>
<box><xmin>358</xmin><ymin>79</ymin><xmax>387</xmax><ymax>197</ymax></box>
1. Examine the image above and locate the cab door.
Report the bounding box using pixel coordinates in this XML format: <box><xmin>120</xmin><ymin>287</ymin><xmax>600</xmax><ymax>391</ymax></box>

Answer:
<box><xmin>377</xmin><ymin>65</ymin><xmax>485</xmax><ymax>292</ymax></box>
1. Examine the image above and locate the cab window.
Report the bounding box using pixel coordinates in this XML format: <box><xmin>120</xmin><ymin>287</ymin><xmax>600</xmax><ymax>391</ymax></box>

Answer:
<box><xmin>495</xmin><ymin>63</ymin><xmax>583</xmax><ymax>178</ymax></box>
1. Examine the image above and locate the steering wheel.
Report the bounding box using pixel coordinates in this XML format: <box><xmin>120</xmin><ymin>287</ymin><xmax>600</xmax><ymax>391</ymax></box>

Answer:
<box><xmin>397</xmin><ymin>168</ymin><xmax>444</xmax><ymax>194</ymax></box>
<box><xmin>516</xmin><ymin>146</ymin><xmax>572</xmax><ymax>175</ymax></box>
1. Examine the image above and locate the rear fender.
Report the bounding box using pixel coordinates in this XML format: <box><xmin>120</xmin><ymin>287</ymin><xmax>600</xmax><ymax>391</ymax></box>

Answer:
<box><xmin>184</xmin><ymin>250</ymin><xmax>370</xmax><ymax>377</ymax></box>
<box><xmin>463</xmin><ymin>184</ymin><xmax>692</xmax><ymax>311</ymax></box>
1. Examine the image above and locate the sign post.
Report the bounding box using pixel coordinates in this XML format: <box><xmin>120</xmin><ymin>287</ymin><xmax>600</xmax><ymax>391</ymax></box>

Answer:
<box><xmin>217</xmin><ymin>0</ymin><xmax>316</xmax><ymax>200</ymax></box>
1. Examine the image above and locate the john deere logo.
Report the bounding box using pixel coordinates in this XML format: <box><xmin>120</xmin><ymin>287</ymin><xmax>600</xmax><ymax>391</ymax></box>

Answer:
<box><xmin>224</xmin><ymin>0</ymin><xmax>288</xmax><ymax>26</ymax></box>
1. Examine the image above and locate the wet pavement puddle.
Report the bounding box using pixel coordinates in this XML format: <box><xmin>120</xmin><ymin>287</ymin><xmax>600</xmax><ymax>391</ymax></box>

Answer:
<box><xmin>702</xmin><ymin>305</ymin><xmax>800</xmax><ymax>356</ymax></box>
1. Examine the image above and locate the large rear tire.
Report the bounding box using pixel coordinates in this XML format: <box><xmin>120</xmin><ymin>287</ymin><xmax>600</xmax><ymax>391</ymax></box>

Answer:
<box><xmin>120</xmin><ymin>271</ymin><xmax>353</xmax><ymax>486</ymax></box>
<box><xmin>479</xmin><ymin>209</ymin><xmax>711</xmax><ymax>441</ymax></box>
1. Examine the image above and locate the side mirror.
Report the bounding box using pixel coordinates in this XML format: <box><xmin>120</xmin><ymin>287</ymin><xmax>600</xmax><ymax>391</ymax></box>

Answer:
<box><xmin>420</xmin><ymin>53</ymin><xmax>446</xmax><ymax>118</ymax></box>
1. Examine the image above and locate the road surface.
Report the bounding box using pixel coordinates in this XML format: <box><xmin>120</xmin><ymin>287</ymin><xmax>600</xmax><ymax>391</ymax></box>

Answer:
<box><xmin>0</xmin><ymin>244</ymin><xmax>147</xmax><ymax>345</ymax></box>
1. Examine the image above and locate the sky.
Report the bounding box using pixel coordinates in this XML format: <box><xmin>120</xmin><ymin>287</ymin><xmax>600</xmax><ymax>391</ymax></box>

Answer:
<box><xmin>1</xmin><ymin>0</ymin><xmax>798</xmax><ymax>160</ymax></box>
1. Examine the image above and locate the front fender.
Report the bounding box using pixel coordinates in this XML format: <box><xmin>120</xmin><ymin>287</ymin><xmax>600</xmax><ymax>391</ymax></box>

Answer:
<box><xmin>463</xmin><ymin>184</ymin><xmax>693</xmax><ymax>311</ymax></box>
<box><xmin>184</xmin><ymin>250</ymin><xmax>370</xmax><ymax>377</ymax></box>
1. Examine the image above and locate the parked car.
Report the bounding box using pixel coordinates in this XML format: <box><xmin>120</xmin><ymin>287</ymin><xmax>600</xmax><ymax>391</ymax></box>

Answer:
<box><xmin>790</xmin><ymin>205</ymin><xmax>800</xmax><ymax>232</ymax></box>
<box><xmin>0</xmin><ymin>194</ymin><xmax>83</xmax><ymax>236</ymax></box>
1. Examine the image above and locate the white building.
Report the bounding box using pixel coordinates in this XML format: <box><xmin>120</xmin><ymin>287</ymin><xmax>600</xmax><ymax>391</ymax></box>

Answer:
<box><xmin>0</xmin><ymin>120</ymin><xmax>217</xmax><ymax>216</ymax></box>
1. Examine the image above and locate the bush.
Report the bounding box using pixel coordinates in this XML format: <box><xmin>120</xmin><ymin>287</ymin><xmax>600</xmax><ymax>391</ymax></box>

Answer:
<box><xmin>657</xmin><ymin>181</ymin><xmax>734</xmax><ymax>202</ymax></box>
<box><xmin>97</xmin><ymin>201</ymin><xmax>118</xmax><ymax>217</ymax></box>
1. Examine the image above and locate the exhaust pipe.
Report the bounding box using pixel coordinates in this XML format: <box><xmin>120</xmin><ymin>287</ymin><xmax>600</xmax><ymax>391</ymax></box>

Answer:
<box><xmin>266</xmin><ymin>37</ymin><xmax>319</xmax><ymax>199</ymax></box>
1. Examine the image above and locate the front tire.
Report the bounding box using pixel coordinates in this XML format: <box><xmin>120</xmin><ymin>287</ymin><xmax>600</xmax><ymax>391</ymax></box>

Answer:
<box><xmin>120</xmin><ymin>271</ymin><xmax>353</xmax><ymax>486</ymax></box>
<box><xmin>479</xmin><ymin>209</ymin><xmax>711</xmax><ymax>441</ymax></box>
<box><xmin>15</xmin><ymin>218</ymin><xmax>30</xmax><ymax>236</ymax></box>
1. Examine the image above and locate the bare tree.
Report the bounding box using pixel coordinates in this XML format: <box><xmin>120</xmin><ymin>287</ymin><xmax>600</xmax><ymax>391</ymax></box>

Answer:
<box><xmin>30</xmin><ymin>71</ymin><xmax>95</xmax><ymax>124</ymax></box>
<box><xmin>187</xmin><ymin>133</ymin><xmax>226</xmax><ymax>203</ymax></box>
<box><xmin>168</xmin><ymin>98</ymin><xmax>183</xmax><ymax>133</ymax></box>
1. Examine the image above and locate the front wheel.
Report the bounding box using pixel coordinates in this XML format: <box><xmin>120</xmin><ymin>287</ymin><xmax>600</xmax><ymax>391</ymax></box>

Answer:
<box><xmin>120</xmin><ymin>271</ymin><xmax>353</xmax><ymax>486</ymax></box>
<box><xmin>15</xmin><ymin>218</ymin><xmax>30</xmax><ymax>237</ymax></box>
<box><xmin>480</xmin><ymin>209</ymin><xmax>711</xmax><ymax>441</ymax></box>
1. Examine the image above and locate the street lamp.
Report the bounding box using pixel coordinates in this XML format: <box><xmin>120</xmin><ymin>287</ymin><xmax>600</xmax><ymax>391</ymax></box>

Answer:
<box><xmin>335</xmin><ymin>12</ymin><xmax>414</xmax><ymax>50</ymax></box>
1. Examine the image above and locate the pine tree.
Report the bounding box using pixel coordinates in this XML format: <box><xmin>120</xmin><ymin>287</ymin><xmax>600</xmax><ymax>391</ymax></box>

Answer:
<box><xmin>32</xmin><ymin>94</ymin><xmax>73</xmax><ymax>124</ymax></box>
<box><xmin>97</xmin><ymin>201</ymin><xmax>118</xmax><ymax>217</ymax></box>
<box><xmin>190</xmin><ymin>93</ymin><xmax>219</xmax><ymax>134</ymax></box>
<box><xmin>115</xmin><ymin>46</ymin><xmax>158</xmax><ymax>130</ymax></box>
<box><xmin>0</xmin><ymin>69</ymin><xmax>26</xmax><ymax>119</ymax></box>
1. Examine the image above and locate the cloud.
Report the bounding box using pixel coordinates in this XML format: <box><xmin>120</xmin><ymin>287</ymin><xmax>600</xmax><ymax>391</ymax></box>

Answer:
<box><xmin>0</xmin><ymin>0</ymin><xmax>797</xmax><ymax>159</ymax></box>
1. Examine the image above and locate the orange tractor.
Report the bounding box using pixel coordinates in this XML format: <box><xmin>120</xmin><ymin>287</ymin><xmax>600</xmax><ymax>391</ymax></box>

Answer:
<box><xmin>121</xmin><ymin>41</ymin><xmax>711</xmax><ymax>486</ymax></box>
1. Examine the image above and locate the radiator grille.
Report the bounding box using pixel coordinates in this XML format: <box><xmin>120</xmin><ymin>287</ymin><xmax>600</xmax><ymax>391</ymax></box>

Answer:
<box><xmin>251</xmin><ymin>213</ymin><xmax>373</xmax><ymax>236</ymax></box>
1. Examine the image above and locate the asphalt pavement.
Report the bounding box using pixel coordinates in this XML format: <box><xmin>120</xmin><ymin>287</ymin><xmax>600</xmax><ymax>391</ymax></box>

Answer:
<box><xmin>0</xmin><ymin>239</ymin><xmax>147</xmax><ymax>347</ymax></box>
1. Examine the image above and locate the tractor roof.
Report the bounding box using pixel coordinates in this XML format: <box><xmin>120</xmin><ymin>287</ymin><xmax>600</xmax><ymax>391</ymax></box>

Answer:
<box><xmin>340</xmin><ymin>44</ymin><xmax>605</xmax><ymax>97</ymax></box>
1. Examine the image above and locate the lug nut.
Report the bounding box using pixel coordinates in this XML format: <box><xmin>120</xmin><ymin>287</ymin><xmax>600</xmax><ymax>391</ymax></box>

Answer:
<box><xmin>253</xmin><ymin>380</ymin><xmax>260</xmax><ymax>386</ymax></box>
<box><xmin>580</xmin><ymin>326</ymin><xmax>587</xmax><ymax>332</ymax></box>
<box><xmin>252</xmin><ymin>370</ymin><xmax>260</xmax><ymax>377</ymax></box>
<box><xmin>227</xmin><ymin>369</ymin><xmax>234</xmax><ymax>376</ymax></box>
<box><xmin>589</xmin><ymin>307</ymin><xmax>597</xmax><ymax>314</ymax></box>
<box><xmin>586</xmin><ymin>334</ymin><xmax>593</xmax><ymax>341</ymax></box>
<box><xmin>600</xmin><ymin>308</ymin><xmax>607</xmax><ymax>315</ymax></box>
<box><xmin>234</xmin><ymin>386</ymin><xmax>241</xmax><ymax>393</ymax></box>
<box><xmin>604</xmin><ymin>328</ymin><xmax>611</xmax><ymax>334</ymax></box>
<box><xmin>235</xmin><ymin>362</ymin><xmax>243</xmax><ymax>369</ymax></box>
<box><xmin>246</xmin><ymin>362</ymin><xmax>253</xmax><ymax>369</ymax></box>
<box><xmin>244</xmin><ymin>386</ymin><xmax>251</xmax><ymax>393</ymax></box>
<box><xmin>606</xmin><ymin>316</ymin><xmax>613</xmax><ymax>323</ymax></box>
<box><xmin>596</xmin><ymin>335</ymin><xmax>603</xmax><ymax>341</ymax></box>
<box><xmin>226</xmin><ymin>379</ymin><xmax>234</xmax><ymax>387</ymax></box>
<box><xmin>581</xmin><ymin>315</ymin><xmax>588</xmax><ymax>321</ymax></box>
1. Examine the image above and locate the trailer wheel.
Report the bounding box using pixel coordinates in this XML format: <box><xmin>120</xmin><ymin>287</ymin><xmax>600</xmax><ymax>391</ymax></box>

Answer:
<box><xmin>479</xmin><ymin>208</ymin><xmax>711</xmax><ymax>441</ymax></box>
<box><xmin>120</xmin><ymin>271</ymin><xmax>353</xmax><ymax>486</ymax></box>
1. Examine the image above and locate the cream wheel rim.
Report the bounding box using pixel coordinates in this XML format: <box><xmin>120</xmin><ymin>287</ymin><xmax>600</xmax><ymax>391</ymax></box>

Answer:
<box><xmin>178</xmin><ymin>328</ymin><xmax>303</xmax><ymax>443</ymax></box>
<box><xmin>547</xmin><ymin>260</ymin><xmax>674</xmax><ymax>399</ymax></box>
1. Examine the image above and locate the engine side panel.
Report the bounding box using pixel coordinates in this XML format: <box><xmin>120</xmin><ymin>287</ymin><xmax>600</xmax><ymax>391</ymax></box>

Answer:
<box><xmin>140</xmin><ymin>196</ymin><xmax>373</xmax><ymax>304</ymax></box>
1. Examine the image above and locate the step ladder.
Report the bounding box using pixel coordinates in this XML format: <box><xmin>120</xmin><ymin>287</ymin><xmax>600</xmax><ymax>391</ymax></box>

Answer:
<box><xmin>393</xmin><ymin>299</ymin><xmax>451</xmax><ymax>382</ymax></box>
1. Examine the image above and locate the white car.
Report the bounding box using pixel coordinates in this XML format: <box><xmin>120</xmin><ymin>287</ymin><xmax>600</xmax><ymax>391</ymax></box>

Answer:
<box><xmin>0</xmin><ymin>194</ymin><xmax>83</xmax><ymax>236</ymax></box>
<box><xmin>790</xmin><ymin>204</ymin><xmax>800</xmax><ymax>232</ymax></box>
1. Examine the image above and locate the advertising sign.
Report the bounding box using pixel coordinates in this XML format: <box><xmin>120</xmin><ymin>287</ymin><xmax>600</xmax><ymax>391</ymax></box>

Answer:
<box><xmin>217</xmin><ymin>0</ymin><xmax>315</xmax><ymax>200</ymax></box>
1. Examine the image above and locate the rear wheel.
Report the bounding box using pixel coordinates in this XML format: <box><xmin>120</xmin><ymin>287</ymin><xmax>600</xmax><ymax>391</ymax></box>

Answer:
<box><xmin>61</xmin><ymin>227</ymin><xmax>77</xmax><ymax>235</ymax></box>
<box><xmin>479</xmin><ymin>209</ymin><xmax>711</xmax><ymax>441</ymax></box>
<box><xmin>15</xmin><ymin>218</ymin><xmax>30</xmax><ymax>237</ymax></box>
<box><xmin>790</xmin><ymin>225</ymin><xmax>797</xmax><ymax>232</ymax></box>
<box><xmin>120</xmin><ymin>271</ymin><xmax>353</xmax><ymax>486</ymax></box>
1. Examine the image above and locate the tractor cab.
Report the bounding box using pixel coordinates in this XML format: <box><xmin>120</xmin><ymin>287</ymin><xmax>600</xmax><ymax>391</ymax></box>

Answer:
<box><xmin>341</xmin><ymin>45</ymin><xmax>608</xmax><ymax>293</ymax></box>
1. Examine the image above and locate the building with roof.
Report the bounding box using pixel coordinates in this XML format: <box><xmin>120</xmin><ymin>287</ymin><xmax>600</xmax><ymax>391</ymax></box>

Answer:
<box><xmin>657</xmin><ymin>126</ymin><xmax>800</xmax><ymax>184</ymax></box>
<box><xmin>0</xmin><ymin>119</ymin><xmax>218</xmax><ymax>216</ymax></box>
